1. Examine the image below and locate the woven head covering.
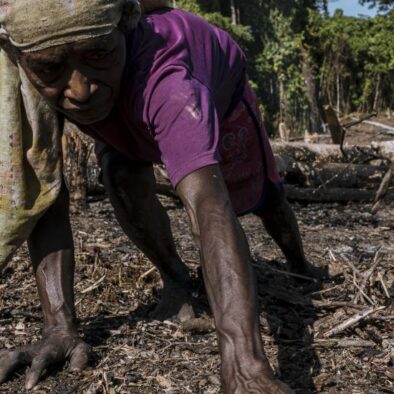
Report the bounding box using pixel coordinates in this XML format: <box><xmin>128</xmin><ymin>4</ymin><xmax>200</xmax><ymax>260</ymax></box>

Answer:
<box><xmin>0</xmin><ymin>0</ymin><xmax>141</xmax><ymax>52</ymax></box>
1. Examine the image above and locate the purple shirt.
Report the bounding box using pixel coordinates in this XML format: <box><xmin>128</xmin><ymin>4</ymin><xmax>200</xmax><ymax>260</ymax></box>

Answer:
<box><xmin>81</xmin><ymin>7</ymin><xmax>247</xmax><ymax>186</ymax></box>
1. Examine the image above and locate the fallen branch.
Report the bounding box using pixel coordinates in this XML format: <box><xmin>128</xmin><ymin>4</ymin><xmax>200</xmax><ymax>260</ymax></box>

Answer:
<box><xmin>313</xmin><ymin>339</ymin><xmax>376</xmax><ymax>348</ymax></box>
<box><xmin>350</xmin><ymin>117</ymin><xmax>394</xmax><ymax>135</ymax></box>
<box><xmin>323</xmin><ymin>306</ymin><xmax>386</xmax><ymax>338</ymax></box>
<box><xmin>80</xmin><ymin>275</ymin><xmax>106</xmax><ymax>294</ymax></box>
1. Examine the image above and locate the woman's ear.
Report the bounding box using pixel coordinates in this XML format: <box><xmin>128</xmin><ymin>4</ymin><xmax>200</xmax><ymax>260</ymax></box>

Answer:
<box><xmin>119</xmin><ymin>0</ymin><xmax>142</xmax><ymax>32</ymax></box>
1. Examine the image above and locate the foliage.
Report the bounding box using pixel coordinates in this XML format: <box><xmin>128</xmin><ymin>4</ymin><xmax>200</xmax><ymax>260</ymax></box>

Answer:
<box><xmin>318</xmin><ymin>9</ymin><xmax>394</xmax><ymax>112</ymax></box>
<box><xmin>360</xmin><ymin>0</ymin><xmax>394</xmax><ymax>11</ymax></box>
<box><xmin>174</xmin><ymin>0</ymin><xmax>394</xmax><ymax>133</ymax></box>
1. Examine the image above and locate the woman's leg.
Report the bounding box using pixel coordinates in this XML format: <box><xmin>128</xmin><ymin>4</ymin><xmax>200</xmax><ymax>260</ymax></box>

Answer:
<box><xmin>253</xmin><ymin>183</ymin><xmax>326</xmax><ymax>278</ymax></box>
<box><xmin>101</xmin><ymin>150</ymin><xmax>194</xmax><ymax>320</ymax></box>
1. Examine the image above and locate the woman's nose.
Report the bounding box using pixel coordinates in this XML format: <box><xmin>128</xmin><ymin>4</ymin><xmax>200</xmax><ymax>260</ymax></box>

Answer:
<box><xmin>64</xmin><ymin>70</ymin><xmax>98</xmax><ymax>103</ymax></box>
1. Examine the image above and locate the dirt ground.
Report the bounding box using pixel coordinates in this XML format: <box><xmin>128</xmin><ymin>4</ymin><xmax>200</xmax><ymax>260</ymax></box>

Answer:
<box><xmin>1</xmin><ymin>122</ymin><xmax>393</xmax><ymax>394</ymax></box>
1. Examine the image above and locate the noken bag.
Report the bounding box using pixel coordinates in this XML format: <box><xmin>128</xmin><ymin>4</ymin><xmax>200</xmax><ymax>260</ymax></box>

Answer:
<box><xmin>0</xmin><ymin>1</ymin><xmax>171</xmax><ymax>271</ymax></box>
<box><xmin>0</xmin><ymin>50</ymin><xmax>62</xmax><ymax>272</ymax></box>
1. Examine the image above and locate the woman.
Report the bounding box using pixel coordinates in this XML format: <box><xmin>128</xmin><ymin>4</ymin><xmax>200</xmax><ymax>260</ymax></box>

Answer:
<box><xmin>0</xmin><ymin>1</ymin><xmax>322</xmax><ymax>392</ymax></box>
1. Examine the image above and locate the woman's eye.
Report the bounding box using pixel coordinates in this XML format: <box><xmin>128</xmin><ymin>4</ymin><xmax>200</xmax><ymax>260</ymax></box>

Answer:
<box><xmin>42</xmin><ymin>65</ymin><xmax>61</xmax><ymax>74</ymax></box>
<box><xmin>35</xmin><ymin>63</ymin><xmax>63</xmax><ymax>76</ymax></box>
<box><xmin>86</xmin><ymin>50</ymin><xmax>112</xmax><ymax>61</ymax></box>
<box><xmin>30</xmin><ymin>64</ymin><xmax>64</xmax><ymax>83</ymax></box>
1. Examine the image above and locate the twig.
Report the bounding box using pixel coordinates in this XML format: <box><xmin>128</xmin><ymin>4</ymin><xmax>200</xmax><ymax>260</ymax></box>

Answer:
<box><xmin>352</xmin><ymin>280</ymin><xmax>375</xmax><ymax>306</ymax></box>
<box><xmin>266</xmin><ymin>266</ymin><xmax>318</xmax><ymax>283</ymax></box>
<box><xmin>366</xmin><ymin>248</ymin><xmax>384</xmax><ymax>279</ymax></box>
<box><xmin>80</xmin><ymin>275</ymin><xmax>106</xmax><ymax>294</ymax></box>
<box><xmin>354</xmin><ymin>249</ymin><xmax>383</xmax><ymax>304</ymax></box>
<box><xmin>323</xmin><ymin>306</ymin><xmax>386</xmax><ymax>338</ymax></box>
<box><xmin>372</xmin><ymin>163</ymin><xmax>394</xmax><ymax>214</ymax></box>
<box><xmin>373</xmin><ymin>316</ymin><xmax>394</xmax><ymax>321</ymax></box>
<box><xmin>377</xmin><ymin>272</ymin><xmax>390</xmax><ymax>299</ymax></box>
<box><xmin>313</xmin><ymin>339</ymin><xmax>376</xmax><ymax>348</ymax></box>
<box><xmin>341</xmin><ymin>257</ymin><xmax>360</xmax><ymax>276</ymax></box>
<box><xmin>138</xmin><ymin>266</ymin><xmax>157</xmax><ymax>282</ymax></box>
<box><xmin>310</xmin><ymin>284</ymin><xmax>342</xmax><ymax>296</ymax></box>
<box><xmin>328</xmin><ymin>249</ymin><xmax>337</xmax><ymax>262</ymax></box>
<box><xmin>312</xmin><ymin>301</ymin><xmax>366</xmax><ymax>310</ymax></box>
<box><xmin>9</xmin><ymin>310</ymin><xmax>40</xmax><ymax>320</ymax></box>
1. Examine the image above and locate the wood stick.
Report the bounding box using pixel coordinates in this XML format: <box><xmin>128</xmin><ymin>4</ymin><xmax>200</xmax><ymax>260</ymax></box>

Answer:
<box><xmin>265</xmin><ymin>266</ymin><xmax>318</xmax><ymax>282</ymax></box>
<box><xmin>354</xmin><ymin>249</ymin><xmax>383</xmax><ymax>304</ymax></box>
<box><xmin>377</xmin><ymin>272</ymin><xmax>391</xmax><ymax>299</ymax></box>
<box><xmin>313</xmin><ymin>339</ymin><xmax>376</xmax><ymax>348</ymax></box>
<box><xmin>80</xmin><ymin>275</ymin><xmax>106</xmax><ymax>294</ymax></box>
<box><xmin>138</xmin><ymin>266</ymin><xmax>157</xmax><ymax>282</ymax></box>
<box><xmin>323</xmin><ymin>306</ymin><xmax>386</xmax><ymax>338</ymax></box>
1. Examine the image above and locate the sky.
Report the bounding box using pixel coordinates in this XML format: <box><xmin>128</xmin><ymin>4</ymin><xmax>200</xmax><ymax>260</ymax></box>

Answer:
<box><xmin>328</xmin><ymin>0</ymin><xmax>379</xmax><ymax>16</ymax></box>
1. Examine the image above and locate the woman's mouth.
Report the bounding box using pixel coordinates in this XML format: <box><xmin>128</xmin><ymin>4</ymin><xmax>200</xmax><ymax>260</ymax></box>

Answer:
<box><xmin>61</xmin><ymin>96</ymin><xmax>114</xmax><ymax>124</ymax></box>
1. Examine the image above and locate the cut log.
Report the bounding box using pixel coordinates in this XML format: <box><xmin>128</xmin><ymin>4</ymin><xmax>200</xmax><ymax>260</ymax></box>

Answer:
<box><xmin>271</xmin><ymin>141</ymin><xmax>394</xmax><ymax>164</ymax></box>
<box><xmin>276</xmin><ymin>156</ymin><xmax>389</xmax><ymax>189</ymax></box>
<box><xmin>63</xmin><ymin>129</ymin><xmax>394</xmax><ymax>205</ymax></box>
<box><xmin>284</xmin><ymin>185</ymin><xmax>394</xmax><ymax>203</ymax></box>
<box><xmin>372</xmin><ymin>140</ymin><xmax>394</xmax><ymax>161</ymax></box>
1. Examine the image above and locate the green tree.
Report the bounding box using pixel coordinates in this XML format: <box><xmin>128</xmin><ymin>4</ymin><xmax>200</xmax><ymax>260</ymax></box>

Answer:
<box><xmin>174</xmin><ymin>0</ymin><xmax>393</xmax><ymax>134</ymax></box>
<box><xmin>360</xmin><ymin>0</ymin><xmax>394</xmax><ymax>11</ymax></box>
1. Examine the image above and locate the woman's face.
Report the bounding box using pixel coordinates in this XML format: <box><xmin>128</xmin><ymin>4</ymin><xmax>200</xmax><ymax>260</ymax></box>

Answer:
<box><xmin>19</xmin><ymin>29</ymin><xmax>127</xmax><ymax>124</ymax></box>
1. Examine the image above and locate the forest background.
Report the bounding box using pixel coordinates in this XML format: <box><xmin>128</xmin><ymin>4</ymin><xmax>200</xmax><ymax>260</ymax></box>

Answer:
<box><xmin>172</xmin><ymin>0</ymin><xmax>394</xmax><ymax>136</ymax></box>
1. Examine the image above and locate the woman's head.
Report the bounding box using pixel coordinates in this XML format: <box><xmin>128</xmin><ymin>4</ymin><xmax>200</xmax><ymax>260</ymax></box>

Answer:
<box><xmin>0</xmin><ymin>0</ymin><xmax>141</xmax><ymax>124</ymax></box>
<box><xmin>0</xmin><ymin>0</ymin><xmax>141</xmax><ymax>51</ymax></box>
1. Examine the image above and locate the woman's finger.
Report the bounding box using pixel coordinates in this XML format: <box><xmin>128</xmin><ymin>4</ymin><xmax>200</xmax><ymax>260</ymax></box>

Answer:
<box><xmin>69</xmin><ymin>342</ymin><xmax>90</xmax><ymax>372</ymax></box>
<box><xmin>25</xmin><ymin>351</ymin><xmax>57</xmax><ymax>390</ymax></box>
<box><xmin>0</xmin><ymin>350</ymin><xmax>31</xmax><ymax>384</ymax></box>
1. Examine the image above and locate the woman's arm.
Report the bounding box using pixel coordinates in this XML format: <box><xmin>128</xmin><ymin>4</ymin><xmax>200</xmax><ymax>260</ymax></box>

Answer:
<box><xmin>176</xmin><ymin>165</ymin><xmax>293</xmax><ymax>393</ymax></box>
<box><xmin>0</xmin><ymin>184</ymin><xmax>89</xmax><ymax>390</ymax></box>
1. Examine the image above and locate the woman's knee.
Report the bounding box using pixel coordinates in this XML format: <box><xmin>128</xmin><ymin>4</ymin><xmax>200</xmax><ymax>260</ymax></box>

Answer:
<box><xmin>254</xmin><ymin>182</ymin><xmax>287</xmax><ymax>216</ymax></box>
<box><xmin>101</xmin><ymin>151</ymin><xmax>155</xmax><ymax>203</ymax></box>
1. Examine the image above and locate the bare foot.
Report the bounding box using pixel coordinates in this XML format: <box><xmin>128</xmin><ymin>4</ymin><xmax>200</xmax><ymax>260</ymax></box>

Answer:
<box><xmin>149</xmin><ymin>280</ymin><xmax>195</xmax><ymax>321</ymax></box>
<box><xmin>0</xmin><ymin>331</ymin><xmax>90</xmax><ymax>390</ymax></box>
<box><xmin>224</xmin><ymin>370</ymin><xmax>294</xmax><ymax>394</ymax></box>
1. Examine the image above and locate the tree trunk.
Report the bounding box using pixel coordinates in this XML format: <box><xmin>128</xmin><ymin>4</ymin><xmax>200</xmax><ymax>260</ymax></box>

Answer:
<box><xmin>301</xmin><ymin>47</ymin><xmax>324</xmax><ymax>134</ymax></box>
<box><xmin>276</xmin><ymin>155</ymin><xmax>389</xmax><ymax>189</ymax></box>
<box><xmin>230</xmin><ymin>0</ymin><xmax>237</xmax><ymax>25</ymax></box>
<box><xmin>373</xmin><ymin>74</ymin><xmax>382</xmax><ymax>112</ymax></box>
<box><xmin>279</xmin><ymin>79</ymin><xmax>291</xmax><ymax>132</ymax></box>
<box><xmin>323</xmin><ymin>105</ymin><xmax>343</xmax><ymax>144</ymax></box>
<box><xmin>336</xmin><ymin>72</ymin><xmax>341</xmax><ymax>114</ymax></box>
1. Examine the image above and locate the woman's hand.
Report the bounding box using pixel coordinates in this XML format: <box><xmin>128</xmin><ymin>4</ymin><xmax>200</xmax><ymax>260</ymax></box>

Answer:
<box><xmin>0</xmin><ymin>331</ymin><xmax>90</xmax><ymax>390</ymax></box>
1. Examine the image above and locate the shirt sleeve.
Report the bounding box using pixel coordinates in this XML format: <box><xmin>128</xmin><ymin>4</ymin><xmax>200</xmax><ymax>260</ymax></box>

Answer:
<box><xmin>146</xmin><ymin>66</ymin><xmax>221</xmax><ymax>187</ymax></box>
